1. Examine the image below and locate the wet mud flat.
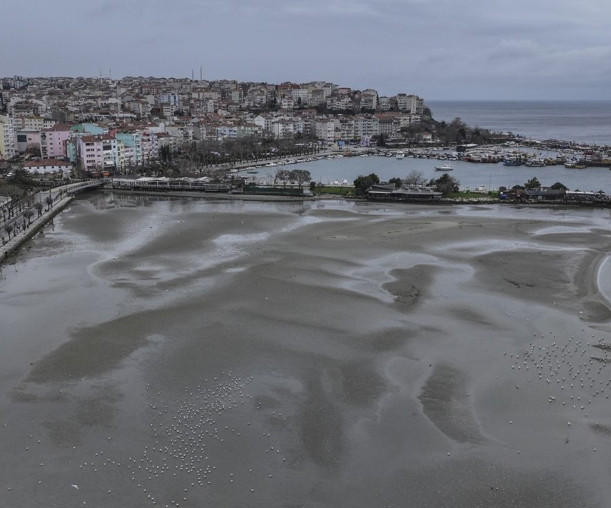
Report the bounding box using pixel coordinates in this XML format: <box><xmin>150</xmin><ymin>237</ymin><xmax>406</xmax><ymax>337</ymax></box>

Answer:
<box><xmin>1</xmin><ymin>195</ymin><xmax>611</xmax><ymax>507</ymax></box>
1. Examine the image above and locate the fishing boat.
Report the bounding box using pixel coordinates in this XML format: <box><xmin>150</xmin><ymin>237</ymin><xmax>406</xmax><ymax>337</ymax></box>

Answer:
<box><xmin>503</xmin><ymin>156</ymin><xmax>522</xmax><ymax>166</ymax></box>
<box><xmin>434</xmin><ymin>163</ymin><xmax>453</xmax><ymax>171</ymax></box>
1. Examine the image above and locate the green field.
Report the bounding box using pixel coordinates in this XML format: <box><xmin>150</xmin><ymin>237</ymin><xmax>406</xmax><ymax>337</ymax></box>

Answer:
<box><xmin>313</xmin><ymin>185</ymin><xmax>355</xmax><ymax>196</ymax></box>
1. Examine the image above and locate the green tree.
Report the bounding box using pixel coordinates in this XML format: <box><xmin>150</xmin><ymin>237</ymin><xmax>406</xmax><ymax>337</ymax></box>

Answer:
<box><xmin>388</xmin><ymin>177</ymin><xmax>402</xmax><ymax>188</ymax></box>
<box><xmin>8</xmin><ymin>168</ymin><xmax>36</xmax><ymax>191</ymax></box>
<box><xmin>430</xmin><ymin>173</ymin><xmax>460</xmax><ymax>195</ymax></box>
<box><xmin>353</xmin><ymin>173</ymin><xmax>380</xmax><ymax>195</ymax></box>
<box><xmin>34</xmin><ymin>202</ymin><xmax>43</xmax><ymax>217</ymax></box>
<box><xmin>550</xmin><ymin>181</ymin><xmax>567</xmax><ymax>190</ymax></box>
<box><xmin>524</xmin><ymin>177</ymin><xmax>541</xmax><ymax>189</ymax></box>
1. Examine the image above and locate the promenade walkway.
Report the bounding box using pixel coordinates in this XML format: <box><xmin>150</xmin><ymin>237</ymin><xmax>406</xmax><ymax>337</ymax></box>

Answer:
<box><xmin>0</xmin><ymin>180</ymin><xmax>104</xmax><ymax>263</ymax></box>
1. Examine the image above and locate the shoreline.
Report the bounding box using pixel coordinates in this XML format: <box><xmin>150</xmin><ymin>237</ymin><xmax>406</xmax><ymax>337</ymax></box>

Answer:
<box><xmin>3</xmin><ymin>188</ymin><xmax>609</xmax><ymax>264</ymax></box>
<box><xmin>0</xmin><ymin>195</ymin><xmax>73</xmax><ymax>265</ymax></box>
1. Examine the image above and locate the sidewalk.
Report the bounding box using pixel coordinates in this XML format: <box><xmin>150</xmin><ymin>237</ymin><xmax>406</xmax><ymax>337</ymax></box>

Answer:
<box><xmin>0</xmin><ymin>195</ymin><xmax>73</xmax><ymax>264</ymax></box>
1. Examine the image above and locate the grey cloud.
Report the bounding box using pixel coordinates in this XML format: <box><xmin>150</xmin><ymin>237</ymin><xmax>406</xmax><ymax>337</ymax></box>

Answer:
<box><xmin>2</xmin><ymin>0</ymin><xmax>611</xmax><ymax>99</ymax></box>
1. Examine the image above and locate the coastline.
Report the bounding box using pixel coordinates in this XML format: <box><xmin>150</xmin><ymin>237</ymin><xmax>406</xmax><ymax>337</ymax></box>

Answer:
<box><xmin>0</xmin><ymin>195</ymin><xmax>74</xmax><ymax>265</ymax></box>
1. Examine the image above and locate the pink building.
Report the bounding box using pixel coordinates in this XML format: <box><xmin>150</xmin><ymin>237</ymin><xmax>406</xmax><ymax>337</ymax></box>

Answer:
<box><xmin>40</xmin><ymin>124</ymin><xmax>72</xmax><ymax>159</ymax></box>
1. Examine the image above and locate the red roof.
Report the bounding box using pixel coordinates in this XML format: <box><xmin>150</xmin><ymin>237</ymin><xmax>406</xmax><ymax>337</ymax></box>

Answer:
<box><xmin>24</xmin><ymin>159</ymin><xmax>71</xmax><ymax>167</ymax></box>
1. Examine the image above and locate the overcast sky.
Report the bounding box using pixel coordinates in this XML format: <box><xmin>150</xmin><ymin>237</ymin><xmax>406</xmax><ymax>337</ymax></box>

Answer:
<box><xmin>2</xmin><ymin>0</ymin><xmax>611</xmax><ymax>100</ymax></box>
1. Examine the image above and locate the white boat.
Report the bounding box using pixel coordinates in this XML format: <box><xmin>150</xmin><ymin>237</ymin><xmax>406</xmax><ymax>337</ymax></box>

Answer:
<box><xmin>435</xmin><ymin>163</ymin><xmax>453</xmax><ymax>171</ymax></box>
<box><xmin>395</xmin><ymin>151</ymin><xmax>405</xmax><ymax>160</ymax></box>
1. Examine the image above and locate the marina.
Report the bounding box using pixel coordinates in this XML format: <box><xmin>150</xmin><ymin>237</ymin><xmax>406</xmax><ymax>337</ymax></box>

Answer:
<box><xmin>240</xmin><ymin>147</ymin><xmax>611</xmax><ymax>193</ymax></box>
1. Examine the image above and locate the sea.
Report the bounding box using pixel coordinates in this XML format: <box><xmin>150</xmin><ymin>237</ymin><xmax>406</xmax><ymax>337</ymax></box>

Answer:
<box><xmin>252</xmin><ymin>101</ymin><xmax>611</xmax><ymax>193</ymax></box>
<box><xmin>426</xmin><ymin>100</ymin><xmax>611</xmax><ymax>146</ymax></box>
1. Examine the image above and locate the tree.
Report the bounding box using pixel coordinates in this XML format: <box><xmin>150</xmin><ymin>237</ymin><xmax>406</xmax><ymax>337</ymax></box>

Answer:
<box><xmin>404</xmin><ymin>170</ymin><xmax>427</xmax><ymax>186</ymax></box>
<box><xmin>45</xmin><ymin>195</ymin><xmax>53</xmax><ymax>211</ymax></box>
<box><xmin>353</xmin><ymin>173</ymin><xmax>380</xmax><ymax>195</ymax></box>
<box><xmin>388</xmin><ymin>178</ymin><xmax>402</xmax><ymax>188</ymax></box>
<box><xmin>550</xmin><ymin>181</ymin><xmax>567</xmax><ymax>190</ymax></box>
<box><xmin>524</xmin><ymin>177</ymin><xmax>541</xmax><ymax>189</ymax></box>
<box><xmin>275</xmin><ymin>169</ymin><xmax>291</xmax><ymax>188</ymax></box>
<box><xmin>430</xmin><ymin>173</ymin><xmax>460</xmax><ymax>195</ymax></box>
<box><xmin>34</xmin><ymin>202</ymin><xmax>43</xmax><ymax>217</ymax></box>
<box><xmin>23</xmin><ymin>209</ymin><xmax>34</xmax><ymax>226</ymax></box>
<box><xmin>290</xmin><ymin>169</ymin><xmax>311</xmax><ymax>189</ymax></box>
<box><xmin>4</xmin><ymin>223</ymin><xmax>13</xmax><ymax>240</ymax></box>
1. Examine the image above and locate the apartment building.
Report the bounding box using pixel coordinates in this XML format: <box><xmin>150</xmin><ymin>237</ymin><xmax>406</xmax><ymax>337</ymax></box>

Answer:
<box><xmin>40</xmin><ymin>124</ymin><xmax>72</xmax><ymax>159</ymax></box>
<box><xmin>16</xmin><ymin>131</ymin><xmax>42</xmax><ymax>154</ymax></box>
<box><xmin>115</xmin><ymin>131</ymin><xmax>144</xmax><ymax>167</ymax></box>
<box><xmin>0</xmin><ymin>114</ymin><xmax>16</xmax><ymax>160</ymax></box>
<box><xmin>77</xmin><ymin>135</ymin><xmax>122</xmax><ymax>172</ymax></box>
<box><xmin>361</xmin><ymin>89</ymin><xmax>378</xmax><ymax>110</ymax></box>
<box><xmin>314</xmin><ymin>119</ymin><xmax>338</xmax><ymax>142</ymax></box>
<box><xmin>396</xmin><ymin>94</ymin><xmax>424</xmax><ymax>114</ymax></box>
<box><xmin>354</xmin><ymin>115</ymin><xmax>379</xmax><ymax>138</ymax></box>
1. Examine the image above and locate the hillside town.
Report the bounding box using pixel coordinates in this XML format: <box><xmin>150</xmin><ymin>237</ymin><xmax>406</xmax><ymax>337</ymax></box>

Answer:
<box><xmin>0</xmin><ymin>75</ymin><xmax>427</xmax><ymax>177</ymax></box>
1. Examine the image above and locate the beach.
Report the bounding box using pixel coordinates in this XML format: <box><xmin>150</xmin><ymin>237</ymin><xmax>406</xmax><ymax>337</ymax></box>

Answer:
<box><xmin>1</xmin><ymin>194</ymin><xmax>611</xmax><ymax>507</ymax></box>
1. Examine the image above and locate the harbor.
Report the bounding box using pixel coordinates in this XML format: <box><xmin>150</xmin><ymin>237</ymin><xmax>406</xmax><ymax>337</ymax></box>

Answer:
<box><xmin>235</xmin><ymin>146</ymin><xmax>611</xmax><ymax>194</ymax></box>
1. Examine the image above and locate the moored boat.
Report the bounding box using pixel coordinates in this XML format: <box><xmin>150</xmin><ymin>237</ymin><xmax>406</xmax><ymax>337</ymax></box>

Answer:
<box><xmin>434</xmin><ymin>163</ymin><xmax>453</xmax><ymax>171</ymax></box>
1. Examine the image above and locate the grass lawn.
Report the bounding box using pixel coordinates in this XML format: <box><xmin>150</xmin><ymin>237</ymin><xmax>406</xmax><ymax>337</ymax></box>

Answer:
<box><xmin>314</xmin><ymin>185</ymin><xmax>354</xmax><ymax>196</ymax></box>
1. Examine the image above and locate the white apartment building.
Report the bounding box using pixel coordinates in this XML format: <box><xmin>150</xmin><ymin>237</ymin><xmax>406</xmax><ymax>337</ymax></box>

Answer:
<box><xmin>291</xmin><ymin>88</ymin><xmax>310</xmax><ymax>106</ymax></box>
<box><xmin>378</xmin><ymin>96</ymin><xmax>391</xmax><ymax>111</ymax></box>
<box><xmin>279</xmin><ymin>97</ymin><xmax>294</xmax><ymax>110</ymax></box>
<box><xmin>315</xmin><ymin>119</ymin><xmax>338</xmax><ymax>142</ymax></box>
<box><xmin>361</xmin><ymin>89</ymin><xmax>378</xmax><ymax>110</ymax></box>
<box><xmin>396</xmin><ymin>94</ymin><xmax>424</xmax><ymax>114</ymax></box>
<box><xmin>354</xmin><ymin>116</ymin><xmax>379</xmax><ymax>138</ymax></box>
<box><xmin>339</xmin><ymin>118</ymin><xmax>355</xmax><ymax>140</ymax></box>
<box><xmin>13</xmin><ymin>116</ymin><xmax>56</xmax><ymax>131</ymax></box>
<box><xmin>0</xmin><ymin>115</ymin><xmax>16</xmax><ymax>160</ymax></box>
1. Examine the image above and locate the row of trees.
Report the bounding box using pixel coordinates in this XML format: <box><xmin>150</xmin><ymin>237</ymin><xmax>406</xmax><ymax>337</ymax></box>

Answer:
<box><xmin>353</xmin><ymin>170</ymin><xmax>460</xmax><ymax>196</ymax></box>
<box><xmin>273</xmin><ymin>169</ymin><xmax>311</xmax><ymax>189</ymax></box>
<box><xmin>353</xmin><ymin>171</ymin><xmax>575</xmax><ymax>198</ymax></box>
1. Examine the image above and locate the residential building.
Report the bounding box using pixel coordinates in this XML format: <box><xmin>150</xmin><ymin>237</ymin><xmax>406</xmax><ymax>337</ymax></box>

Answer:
<box><xmin>314</xmin><ymin>119</ymin><xmax>338</xmax><ymax>142</ymax></box>
<box><xmin>77</xmin><ymin>135</ymin><xmax>122</xmax><ymax>173</ymax></box>
<box><xmin>354</xmin><ymin>115</ymin><xmax>379</xmax><ymax>138</ymax></box>
<box><xmin>40</xmin><ymin>124</ymin><xmax>72</xmax><ymax>159</ymax></box>
<box><xmin>16</xmin><ymin>130</ymin><xmax>42</xmax><ymax>154</ymax></box>
<box><xmin>0</xmin><ymin>115</ymin><xmax>16</xmax><ymax>160</ymax></box>
<box><xmin>361</xmin><ymin>89</ymin><xmax>378</xmax><ymax>110</ymax></box>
